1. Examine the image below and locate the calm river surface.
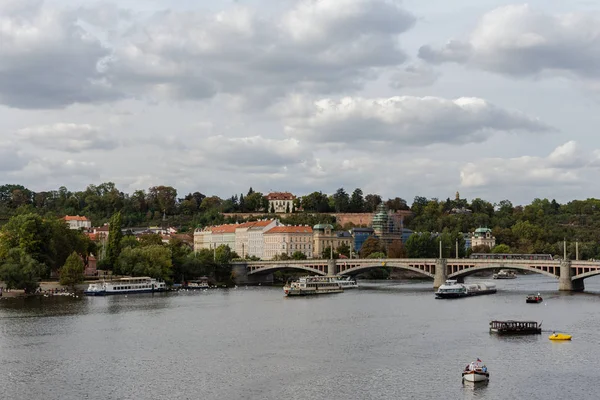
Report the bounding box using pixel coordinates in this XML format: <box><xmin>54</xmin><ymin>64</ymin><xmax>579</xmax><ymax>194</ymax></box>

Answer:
<box><xmin>2</xmin><ymin>275</ymin><xmax>600</xmax><ymax>400</ymax></box>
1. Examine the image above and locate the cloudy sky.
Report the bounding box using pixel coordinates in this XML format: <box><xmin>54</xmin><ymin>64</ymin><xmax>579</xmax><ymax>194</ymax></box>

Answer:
<box><xmin>2</xmin><ymin>0</ymin><xmax>600</xmax><ymax>206</ymax></box>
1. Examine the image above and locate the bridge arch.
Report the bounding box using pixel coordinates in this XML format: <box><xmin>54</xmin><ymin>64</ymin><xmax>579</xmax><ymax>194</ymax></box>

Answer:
<box><xmin>448</xmin><ymin>264</ymin><xmax>558</xmax><ymax>280</ymax></box>
<box><xmin>571</xmin><ymin>270</ymin><xmax>600</xmax><ymax>281</ymax></box>
<box><xmin>247</xmin><ymin>264</ymin><xmax>327</xmax><ymax>276</ymax></box>
<box><xmin>339</xmin><ymin>263</ymin><xmax>434</xmax><ymax>279</ymax></box>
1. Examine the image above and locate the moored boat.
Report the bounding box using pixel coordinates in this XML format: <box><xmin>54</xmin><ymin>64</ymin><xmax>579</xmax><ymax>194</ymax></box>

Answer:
<box><xmin>283</xmin><ymin>276</ymin><xmax>343</xmax><ymax>296</ymax></box>
<box><xmin>493</xmin><ymin>269</ymin><xmax>517</xmax><ymax>279</ymax></box>
<box><xmin>489</xmin><ymin>320</ymin><xmax>542</xmax><ymax>335</ymax></box>
<box><xmin>84</xmin><ymin>277</ymin><xmax>167</xmax><ymax>296</ymax></box>
<box><xmin>185</xmin><ymin>280</ymin><xmax>210</xmax><ymax>289</ymax></box>
<box><xmin>334</xmin><ymin>276</ymin><xmax>358</xmax><ymax>289</ymax></box>
<box><xmin>435</xmin><ymin>280</ymin><xmax>496</xmax><ymax>299</ymax></box>
<box><xmin>549</xmin><ymin>332</ymin><xmax>572</xmax><ymax>341</ymax></box>
<box><xmin>526</xmin><ymin>293</ymin><xmax>543</xmax><ymax>303</ymax></box>
<box><xmin>462</xmin><ymin>359</ymin><xmax>489</xmax><ymax>382</ymax></box>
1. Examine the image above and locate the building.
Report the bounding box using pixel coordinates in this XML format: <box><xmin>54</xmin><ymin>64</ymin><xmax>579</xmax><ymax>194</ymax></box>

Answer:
<box><xmin>194</xmin><ymin>227</ymin><xmax>213</xmax><ymax>252</ymax></box>
<box><xmin>266</xmin><ymin>192</ymin><xmax>296</xmax><ymax>213</ymax></box>
<box><xmin>209</xmin><ymin>224</ymin><xmax>237</xmax><ymax>250</ymax></box>
<box><xmin>352</xmin><ymin>227</ymin><xmax>375</xmax><ymax>253</ymax></box>
<box><xmin>313</xmin><ymin>224</ymin><xmax>352</xmax><ymax>258</ymax></box>
<box><xmin>471</xmin><ymin>227</ymin><xmax>496</xmax><ymax>249</ymax></box>
<box><xmin>63</xmin><ymin>215</ymin><xmax>91</xmax><ymax>230</ymax></box>
<box><xmin>371</xmin><ymin>204</ymin><xmax>403</xmax><ymax>245</ymax></box>
<box><xmin>401</xmin><ymin>228</ymin><xmax>413</xmax><ymax>243</ymax></box>
<box><xmin>247</xmin><ymin>220</ymin><xmax>280</xmax><ymax>259</ymax></box>
<box><xmin>263</xmin><ymin>225</ymin><xmax>313</xmax><ymax>260</ymax></box>
<box><xmin>235</xmin><ymin>220</ymin><xmax>279</xmax><ymax>258</ymax></box>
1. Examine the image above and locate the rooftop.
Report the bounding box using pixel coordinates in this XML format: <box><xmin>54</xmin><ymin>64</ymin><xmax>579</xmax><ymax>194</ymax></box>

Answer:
<box><xmin>265</xmin><ymin>226</ymin><xmax>313</xmax><ymax>234</ymax></box>
<box><xmin>64</xmin><ymin>215</ymin><xmax>90</xmax><ymax>221</ymax></box>
<box><xmin>266</xmin><ymin>192</ymin><xmax>296</xmax><ymax>200</ymax></box>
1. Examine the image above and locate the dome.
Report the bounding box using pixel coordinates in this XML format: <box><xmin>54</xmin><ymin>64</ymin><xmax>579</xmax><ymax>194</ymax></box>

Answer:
<box><xmin>313</xmin><ymin>223</ymin><xmax>334</xmax><ymax>230</ymax></box>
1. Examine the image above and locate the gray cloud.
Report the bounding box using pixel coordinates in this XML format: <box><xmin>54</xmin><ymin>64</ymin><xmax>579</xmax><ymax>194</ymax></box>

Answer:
<box><xmin>0</xmin><ymin>142</ymin><xmax>28</xmax><ymax>172</ymax></box>
<box><xmin>105</xmin><ymin>0</ymin><xmax>415</xmax><ymax>104</ymax></box>
<box><xmin>389</xmin><ymin>63</ymin><xmax>440</xmax><ymax>88</ymax></box>
<box><xmin>460</xmin><ymin>141</ymin><xmax>593</xmax><ymax>189</ymax></box>
<box><xmin>16</xmin><ymin>123</ymin><xmax>118</xmax><ymax>152</ymax></box>
<box><xmin>283</xmin><ymin>95</ymin><xmax>552</xmax><ymax>149</ymax></box>
<box><xmin>418</xmin><ymin>4</ymin><xmax>600</xmax><ymax>81</ymax></box>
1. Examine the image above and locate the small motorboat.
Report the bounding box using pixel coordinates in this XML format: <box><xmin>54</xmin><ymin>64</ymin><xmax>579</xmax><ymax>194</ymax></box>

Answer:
<box><xmin>462</xmin><ymin>359</ymin><xmax>489</xmax><ymax>382</ymax></box>
<box><xmin>526</xmin><ymin>293</ymin><xmax>543</xmax><ymax>303</ymax></box>
<box><xmin>549</xmin><ymin>332</ymin><xmax>572</xmax><ymax>341</ymax></box>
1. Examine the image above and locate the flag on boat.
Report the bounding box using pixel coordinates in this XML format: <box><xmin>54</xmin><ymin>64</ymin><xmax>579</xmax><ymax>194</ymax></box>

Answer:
<box><xmin>477</xmin><ymin>358</ymin><xmax>482</xmax><ymax>362</ymax></box>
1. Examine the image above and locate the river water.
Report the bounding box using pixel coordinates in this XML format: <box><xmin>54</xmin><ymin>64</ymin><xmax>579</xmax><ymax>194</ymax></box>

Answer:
<box><xmin>1</xmin><ymin>275</ymin><xmax>600</xmax><ymax>400</ymax></box>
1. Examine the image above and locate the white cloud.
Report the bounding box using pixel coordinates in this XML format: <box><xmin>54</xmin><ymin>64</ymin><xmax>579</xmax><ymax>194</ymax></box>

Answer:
<box><xmin>105</xmin><ymin>0</ymin><xmax>415</xmax><ymax>105</ymax></box>
<box><xmin>283</xmin><ymin>95</ymin><xmax>552</xmax><ymax>149</ymax></box>
<box><xmin>0</xmin><ymin>1</ymin><xmax>115</xmax><ymax>108</ymax></box>
<box><xmin>16</xmin><ymin>123</ymin><xmax>118</xmax><ymax>152</ymax></box>
<box><xmin>418</xmin><ymin>4</ymin><xmax>600</xmax><ymax>82</ymax></box>
<box><xmin>460</xmin><ymin>141</ymin><xmax>596</xmax><ymax>189</ymax></box>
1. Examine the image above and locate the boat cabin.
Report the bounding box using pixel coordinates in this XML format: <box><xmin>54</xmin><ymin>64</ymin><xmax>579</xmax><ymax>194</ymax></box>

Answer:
<box><xmin>489</xmin><ymin>320</ymin><xmax>541</xmax><ymax>334</ymax></box>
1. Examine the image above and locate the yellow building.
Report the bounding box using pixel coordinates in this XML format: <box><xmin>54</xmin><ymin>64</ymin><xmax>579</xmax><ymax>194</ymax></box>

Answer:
<box><xmin>264</xmin><ymin>226</ymin><xmax>313</xmax><ymax>259</ymax></box>
<box><xmin>471</xmin><ymin>227</ymin><xmax>496</xmax><ymax>249</ymax></box>
<box><xmin>312</xmin><ymin>224</ymin><xmax>352</xmax><ymax>258</ymax></box>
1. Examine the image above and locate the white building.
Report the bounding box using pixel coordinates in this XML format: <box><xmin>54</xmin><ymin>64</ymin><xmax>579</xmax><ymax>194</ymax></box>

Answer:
<box><xmin>210</xmin><ymin>224</ymin><xmax>237</xmax><ymax>250</ymax></box>
<box><xmin>193</xmin><ymin>227</ymin><xmax>213</xmax><ymax>252</ymax></box>
<box><xmin>248</xmin><ymin>220</ymin><xmax>280</xmax><ymax>259</ymax></box>
<box><xmin>64</xmin><ymin>215</ymin><xmax>92</xmax><ymax>230</ymax></box>
<box><xmin>266</xmin><ymin>192</ymin><xmax>296</xmax><ymax>213</ymax></box>
<box><xmin>471</xmin><ymin>227</ymin><xmax>496</xmax><ymax>249</ymax></box>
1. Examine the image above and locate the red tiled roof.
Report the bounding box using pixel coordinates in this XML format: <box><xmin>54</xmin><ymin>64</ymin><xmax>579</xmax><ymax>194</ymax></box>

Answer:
<box><xmin>265</xmin><ymin>226</ymin><xmax>313</xmax><ymax>234</ymax></box>
<box><xmin>211</xmin><ymin>224</ymin><xmax>238</xmax><ymax>234</ymax></box>
<box><xmin>266</xmin><ymin>192</ymin><xmax>295</xmax><ymax>200</ymax></box>
<box><xmin>64</xmin><ymin>215</ymin><xmax>90</xmax><ymax>221</ymax></box>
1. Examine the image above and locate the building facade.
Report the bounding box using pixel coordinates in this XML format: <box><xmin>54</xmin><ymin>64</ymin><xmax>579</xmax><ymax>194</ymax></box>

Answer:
<box><xmin>64</xmin><ymin>215</ymin><xmax>92</xmax><ymax>230</ymax></box>
<box><xmin>471</xmin><ymin>227</ymin><xmax>496</xmax><ymax>249</ymax></box>
<box><xmin>264</xmin><ymin>226</ymin><xmax>313</xmax><ymax>260</ymax></box>
<box><xmin>352</xmin><ymin>227</ymin><xmax>375</xmax><ymax>253</ymax></box>
<box><xmin>266</xmin><ymin>192</ymin><xmax>296</xmax><ymax>213</ymax></box>
<box><xmin>247</xmin><ymin>219</ymin><xmax>280</xmax><ymax>259</ymax></box>
<box><xmin>313</xmin><ymin>224</ymin><xmax>352</xmax><ymax>258</ymax></box>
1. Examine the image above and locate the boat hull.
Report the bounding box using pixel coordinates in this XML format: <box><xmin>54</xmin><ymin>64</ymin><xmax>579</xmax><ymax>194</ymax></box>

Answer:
<box><xmin>526</xmin><ymin>298</ymin><xmax>543</xmax><ymax>303</ymax></box>
<box><xmin>284</xmin><ymin>288</ymin><xmax>343</xmax><ymax>296</ymax></box>
<box><xmin>549</xmin><ymin>334</ymin><xmax>572</xmax><ymax>341</ymax></box>
<box><xmin>84</xmin><ymin>288</ymin><xmax>166</xmax><ymax>296</ymax></box>
<box><xmin>436</xmin><ymin>289</ymin><xmax>496</xmax><ymax>299</ymax></box>
<box><xmin>462</xmin><ymin>372</ymin><xmax>489</xmax><ymax>382</ymax></box>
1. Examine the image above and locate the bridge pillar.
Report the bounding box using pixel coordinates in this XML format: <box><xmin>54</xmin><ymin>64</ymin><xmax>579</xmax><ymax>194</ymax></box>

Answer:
<box><xmin>327</xmin><ymin>259</ymin><xmax>337</xmax><ymax>276</ymax></box>
<box><xmin>433</xmin><ymin>259</ymin><xmax>447</xmax><ymax>289</ymax></box>
<box><xmin>558</xmin><ymin>260</ymin><xmax>584</xmax><ymax>292</ymax></box>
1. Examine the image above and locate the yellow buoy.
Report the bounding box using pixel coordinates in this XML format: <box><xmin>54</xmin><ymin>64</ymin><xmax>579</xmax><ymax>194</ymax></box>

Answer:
<box><xmin>549</xmin><ymin>333</ymin><xmax>572</xmax><ymax>341</ymax></box>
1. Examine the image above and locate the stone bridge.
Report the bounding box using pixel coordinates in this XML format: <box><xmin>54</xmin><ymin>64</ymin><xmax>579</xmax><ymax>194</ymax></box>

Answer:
<box><xmin>232</xmin><ymin>258</ymin><xmax>600</xmax><ymax>291</ymax></box>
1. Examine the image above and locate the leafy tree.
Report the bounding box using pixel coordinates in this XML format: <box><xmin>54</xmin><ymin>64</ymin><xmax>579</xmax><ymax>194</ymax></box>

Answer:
<box><xmin>364</xmin><ymin>194</ymin><xmax>382</xmax><ymax>212</ymax></box>
<box><xmin>301</xmin><ymin>191</ymin><xmax>331</xmax><ymax>213</ymax></box>
<box><xmin>366</xmin><ymin>251</ymin><xmax>386</xmax><ymax>259</ymax></box>
<box><xmin>322</xmin><ymin>246</ymin><xmax>339</xmax><ymax>259</ymax></box>
<box><xmin>138</xmin><ymin>233</ymin><xmax>164</xmax><ymax>246</ymax></box>
<box><xmin>286</xmin><ymin>203</ymin><xmax>290</xmax><ymax>213</ymax></box>
<box><xmin>349</xmin><ymin>189</ymin><xmax>365</xmax><ymax>212</ymax></box>
<box><xmin>386</xmin><ymin>197</ymin><xmax>409</xmax><ymax>211</ymax></box>
<box><xmin>0</xmin><ymin>248</ymin><xmax>45</xmax><ymax>293</ymax></box>
<box><xmin>359</xmin><ymin>237</ymin><xmax>386</xmax><ymax>258</ymax></box>
<box><xmin>215</xmin><ymin>245</ymin><xmax>239</xmax><ymax>265</ymax></box>
<box><xmin>59</xmin><ymin>251</ymin><xmax>85</xmax><ymax>289</ymax></box>
<box><xmin>105</xmin><ymin>212</ymin><xmax>123</xmax><ymax>269</ymax></box>
<box><xmin>270</xmin><ymin>203</ymin><xmax>275</xmax><ymax>213</ymax></box>
<box><xmin>333</xmin><ymin>188</ymin><xmax>350</xmax><ymax>212</ymax></box>
<box><xmin>387</xmin><ymin>240</ymin><xmax>407</xmax><ymax>258</ymax></box>
<box><xmin>492</xmin><ymin>244</ymin><xmax>511</xmax><ymax>254</ymax></box>
<box><xmin>291</xmin><ymin>251</ymin><xmax>307</xmax><ymax>260</ymax></box>
<box><xmin>471</xmin><ymin>244</ymin><xmax>492</xmax><ymax>253</ymax></box>
<box><xmin>120</xmin><ymin>235</ymin><xmax>139</xmax><ymax>249</ymax></box>
<box><xmin>116</xmin><ymin>245</ymin><xmax>173</xmax><ymax>282</ymax></box>
<box><xmin>337</xmin><ymin>243</ymin><xmax>351</xmax><ymax>258</ymax></box>
<box><xmin>404</xmin><ymin>233</ymin><xmax>437</xmax><ymax>258</ymax></box>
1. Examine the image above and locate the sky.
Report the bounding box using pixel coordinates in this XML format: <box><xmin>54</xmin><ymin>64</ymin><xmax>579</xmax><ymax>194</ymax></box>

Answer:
<box><xmin>2</xmin><ymin>0</ymin><xmax>600</xmax><ymax>206</ymax></box>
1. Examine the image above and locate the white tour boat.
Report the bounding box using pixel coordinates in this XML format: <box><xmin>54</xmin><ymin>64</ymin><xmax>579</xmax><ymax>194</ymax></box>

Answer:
<box><xmin>334</xmin><ymin>276</ymin><xmax>359</xmax><ymax>289</ymax></box>
<box><xmin>435</xmin><ymin>280</ymin><xmax>496</xmax><ymax>299</ymax></box>
<box><xmin>493</xmin><ymin>269</ymin><xmax>517</xmax><ymax>279</ymax></box>
<box><xmin>462</xmin><ymin>359</ymin><xmax>489</xmax><ymax>382</ymax></box>
<box><xmin>283</xmin><ymin>276</ymin><xmax>344</xmax><ymax>296</ymax></box>
<box><xmin>84</xmin><ymin>277</ymin><xmax>167</xmax><ymax>296</ymax></box>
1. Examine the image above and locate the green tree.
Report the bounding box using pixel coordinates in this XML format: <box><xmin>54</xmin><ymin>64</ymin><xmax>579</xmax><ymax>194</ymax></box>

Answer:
<box><xmin>364</xmin><ymin>194</ymin><xmax>382</xmax><ymax>212</ymax></box>
<box><xmin>333</xmin><ymin>188</ymin><xmax>350</xmax><ymax>212</ymax></box>
<box><xmin>359</xmin><ymin>237</ymin><xmax>386</xmax><ymax>258</ymax></box>
<box><xmin>492</xmin><ymin>244</ymin><xmax>511</xmax><ymax>254</ymax></box>
<box><xmin>59</xmin><ymin>251</ymin><xmax>85</xmax><ymax>289</ymax></box>
<box><xmin>105</xmin><ymin>211</ymin><xmax>123</xmax><ymax>269</ymax></box>
<box><xmin>322</xmin><ymin>246</ymin><xmax>339</xmax><ymax>259</ymax></box>
<box><xmin>116</xmin><ymin>245</ymin><xmax>173</xmax><ymax>282</ymax></box>
<box><xmin>405</xmin><ymin>233</ymin><xmax>437</xmax><ymax>258</ymax></box>
<box><xmin>291</xmin><ymin>251</ymin><xmax>307</xmax><ymax>260</ymax></box>
<box><xmin>120</xmin><ymin>235</ymin><xmax>139</xmax><ymax>249</ymax></box>
<box><xmin>366</xmin><ymin>251</ymin><xmax>386</xmax><ymax>259</ymax></box>
<box><xmin>138</xmin><ymin>233</ymin><xmax>164</xmax><ymax>246</ymax></box>
<box><xmin>0</xmin><ymin>248</ymin><xmax>45</xmax><ymax>293</ymax></box>
<box><xmin>349</xmin><ymin>189</ymin><xmax>365</xmax><ymax>212</ymax></box>
<box><xmin>337</xmin><ymin>243</ymin><xmax>351</xmax><ymax>258</ymax></box>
